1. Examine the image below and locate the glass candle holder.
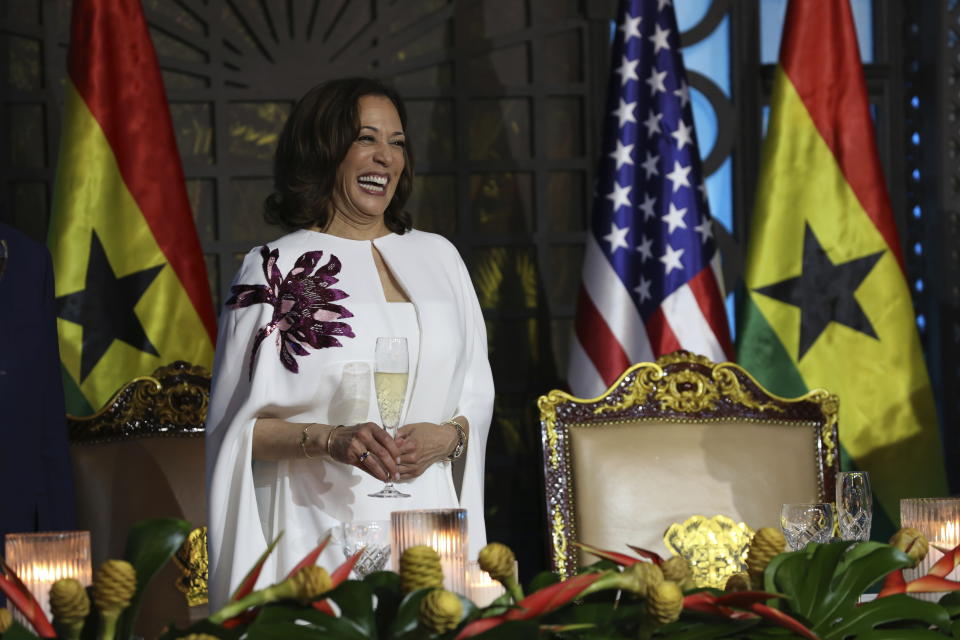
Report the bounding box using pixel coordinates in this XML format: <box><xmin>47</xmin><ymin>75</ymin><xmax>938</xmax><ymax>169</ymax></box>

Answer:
<box><xmin>391</xmin><ymin>509</ymin><xmax>467</xmax><ymax>594</ymax></box>
<box><xmin>900</xmin><ymin>498</ymin><xmax>960</xmax><ymax>602</ymax></box>
<box><xmin>4</xmin><ymin>531</ymin><xmax>92</xmax><ymax>624</ymax></box>
<box><xmin>465</xmin><ymin>560</ymin><xmax>518</xmax><ymax>607</ymax></box>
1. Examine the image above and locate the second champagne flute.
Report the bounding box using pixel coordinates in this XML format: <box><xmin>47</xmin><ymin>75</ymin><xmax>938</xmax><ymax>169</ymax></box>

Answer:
<box><xmin>370</xmin><ymin>336</ymin><xmax>410</xmax><ymax>498</ymax></box>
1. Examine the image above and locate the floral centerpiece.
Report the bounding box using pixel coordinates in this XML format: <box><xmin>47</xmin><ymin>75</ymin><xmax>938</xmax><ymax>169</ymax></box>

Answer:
<box><xmin>2</xmin><ymin>519</ymin><xmax>960</xmax><ymax>639</ymax></box>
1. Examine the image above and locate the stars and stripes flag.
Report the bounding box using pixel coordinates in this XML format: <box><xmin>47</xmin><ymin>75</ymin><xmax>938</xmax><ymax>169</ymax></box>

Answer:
<box><xmin>568</xmin><ymin>0</ymin><xmax>733</xmax><ymax>397</ymax></box>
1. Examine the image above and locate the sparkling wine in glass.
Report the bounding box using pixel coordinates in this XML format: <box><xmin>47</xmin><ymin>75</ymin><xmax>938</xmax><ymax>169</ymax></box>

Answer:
<box><xmin>780</xmin><ymin>503</ymin><xmax>835</xmax><ymax>551</ymax></box>
<box><xmin>836</xmin><ymin>471</ymin><xmax>872</xmax><ymax>541</ymax></box>
<box><xmin>370</xmin><ymin>337</ymin><xmax>410</xmax><ymax>498</ymax></box>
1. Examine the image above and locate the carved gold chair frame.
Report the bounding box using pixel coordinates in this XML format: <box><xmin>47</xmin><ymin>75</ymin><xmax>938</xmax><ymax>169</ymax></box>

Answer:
<box><xmin>67</xmin><ymin>360</ymin><xmax>210</xmax><ymax>607</ymax></box>
<box><xmin>539</xmin><ymin>350</ymin><xmax>839</xmax><ymax>579</ymax></box>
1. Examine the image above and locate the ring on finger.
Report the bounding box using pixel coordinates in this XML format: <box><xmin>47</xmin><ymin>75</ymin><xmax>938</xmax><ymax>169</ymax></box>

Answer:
<box><xmin>358</xmin><ymin>450</ymin><xmax>370</xmax><ymax>463</ymax></box>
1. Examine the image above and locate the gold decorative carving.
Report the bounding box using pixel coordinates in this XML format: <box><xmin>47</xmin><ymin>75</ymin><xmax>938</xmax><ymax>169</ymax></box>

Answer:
<box><xmin>173</xmin><ymin>526</ymin><xmax>209</xmax><ymax>607</ymax></box>
<box><xmin>551</xmin><ymin>508</ymin><xmax>568</xmax><ymax>572</ymax></box>
<box><xmin>68</xmin><ymin>361</ymin><xmax>211</xmax><ymax>443</ymax></box>
<box><xmin>663</xmin><ymin>515</ymin><xmax>755</xmax><ymax>589</ymax></box>
<box><xmin>714</xmin><ymin>366</ymin><xmax>785</xmax><ymax>414</ymax></box>
<box><xmin>656</xmin><ymin>350</ymin><xmax>714</xmax><ymax>367</ymax></box>
<box><xmin>593</xmin><ymin>363</ymin><xmax>661</xmax><ymax>415</ymax></box>
<box><xmin>804</xmin><ymin>390</ymin><xmax>839</xmax><ymax>467</ymax></box>
<box><xmin>655</xmin><ymin>368</ymin><xmax>719</xmax><ymax>412</ymax></box>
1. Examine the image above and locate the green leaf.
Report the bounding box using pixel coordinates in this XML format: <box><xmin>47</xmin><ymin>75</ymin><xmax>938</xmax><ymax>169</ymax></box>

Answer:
<box><xmin>822</xmin><ymin>593</ymin><xmax>951</xmax><ymax>640</ymax></box>
<box><xmin>390</xmin><ymin>588</ymin><xmax>432</xmax><ymax>637</ymax></box>
<box><xmin>116</xmin><ymin>517</ymin><xmax>191</xmax><ymax>640</ymax></box>
<box><xmin>939</xmin><ymin>590</ymin><xmax>960</xmax><ymax>616</ymax></box>
<box><xmin>792</xmin><ymin>542</ymin><xmax>851</xmax><ymax>618</ymax></box>
<box><xmin>651</xmin><ymin>619</ymin><xmax>760</xmax><ymax>639</ymax></box>
<box><xmin>850</xmin><ymin>630</ymin><xmax>953</xmax><ymax>640</ymax></box>
<box><xmin>252</xmin><ymin>602</ymin><xmax>366</xmax><ymax>639</ymax></box>
<box><xmin>809</xmin><ymin>546</ymin><xmax>913</xmax><ymax>631</ymax></box>
<box><xmin>1</xmin><ymin>621</ymin><xmax>42</xmax><ymax>640</ymax></box>
<box><xmin>329</xmin><ymin>580</ymin><xmax>376</xmax><ymax>638</ymax></box>
<box><xmin>155</xmin><ymin>619</ymin><xmax>243</xmax><ymax>639</ymax></box>
<box><xmin>469</xmin><ymin>620</ymin><xmax>540</xmax><ymax>639</ymax></box>
<box><xmin>528</xmin><ymin>571</ymin><xmax>560</xmax><ymax>592</ymax></box>
<box><xmin>365</xmin><ymin>571</ymin><xmax>402</xmax><ymax>636</ymax></box>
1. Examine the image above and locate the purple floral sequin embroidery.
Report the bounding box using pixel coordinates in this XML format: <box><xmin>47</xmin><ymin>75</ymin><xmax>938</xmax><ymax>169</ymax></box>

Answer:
<box><xmin>225</xmin><ymin>246</ymin><xmax>355</xmax><ymax>378</ymax></box>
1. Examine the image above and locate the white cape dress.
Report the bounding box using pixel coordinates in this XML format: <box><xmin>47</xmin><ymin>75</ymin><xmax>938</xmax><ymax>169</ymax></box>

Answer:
<box><xmin>205</xmin><ymin>228</ymin><xmax>494</xmax><ymax>607</ymax></box>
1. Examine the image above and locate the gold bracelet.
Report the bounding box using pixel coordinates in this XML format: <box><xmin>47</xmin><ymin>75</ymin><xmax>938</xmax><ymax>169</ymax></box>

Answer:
<box><xmin>325</xmin><ymin>424</ymin><xmax>345</xmax><ymax>457</ymax></box>
<box><xmin>299</xmin><ymin>423</ymin><xmax>318</xmax><ymax>459</ymax></box>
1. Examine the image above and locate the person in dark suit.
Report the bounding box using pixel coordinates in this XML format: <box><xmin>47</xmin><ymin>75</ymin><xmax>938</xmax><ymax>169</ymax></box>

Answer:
<box><xmin>0</xmin><ymin>221</ymin><xmax>77</xmax><ymax>545</ymax></box>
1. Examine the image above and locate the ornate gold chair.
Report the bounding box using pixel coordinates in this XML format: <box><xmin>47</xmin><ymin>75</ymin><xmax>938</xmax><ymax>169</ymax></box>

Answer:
<box><xmin>68</xmin><ymin>361</ymin><xmax>210</xmax><ymax>636</ymax></box>
<box><xmin>540</xmin><ymin>351</ymin><xmax>839</xmax><ymax>578</ymax></box>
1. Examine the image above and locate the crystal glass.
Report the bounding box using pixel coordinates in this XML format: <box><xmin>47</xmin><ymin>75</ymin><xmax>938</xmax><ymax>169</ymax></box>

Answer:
<box><xmin>836</xmin><ymin>471</ymin><xmax>872</xmax><ymax>541</ymax></box>
<box><xmin>339</xmin><ymin>520</ymin><xmax>391</xmax><ymax>579</ymax></box>
<box><xmin>370</xmin><ymin>337</ymin><xmax>410</xmax><ymax>498</ymax></box>
<box><xmin>780</xmin><ymin>503</ymin><xmax>835</xmax><ymax>550</ymax></box>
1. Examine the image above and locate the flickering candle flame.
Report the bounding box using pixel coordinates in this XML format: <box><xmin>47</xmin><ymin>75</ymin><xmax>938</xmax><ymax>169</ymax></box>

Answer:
<box><xmin>901</xmin><ymin>498</ymin><xmax>960</xmax><ymax>602</ymax></box>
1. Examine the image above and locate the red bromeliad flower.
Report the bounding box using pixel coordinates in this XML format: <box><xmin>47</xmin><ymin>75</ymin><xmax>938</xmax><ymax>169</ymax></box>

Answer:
<box><xmin>575</xmin><ymin>541</ymin><xmax>664</xmax><ymax>567</ymax></box>
<box><xmin>455</xmin><ymin>572</ymin><xmax>604</xmax><ymax>639</ymax></box>
<box><xmin>878</xmin><ymin>543</ymin><xmax>960</xmax><ymax>597</ymax></box>
<box><xmin>0</xmin><ymin>561</ymin><xmax>56</xmax><ymax>638</ymax></box>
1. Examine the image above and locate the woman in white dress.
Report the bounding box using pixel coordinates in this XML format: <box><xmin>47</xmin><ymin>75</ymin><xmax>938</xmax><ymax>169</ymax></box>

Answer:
<box><xmin>205</xmin><ymin>78</ymin><xmax>494</xmax><ymax>607</ymax></box>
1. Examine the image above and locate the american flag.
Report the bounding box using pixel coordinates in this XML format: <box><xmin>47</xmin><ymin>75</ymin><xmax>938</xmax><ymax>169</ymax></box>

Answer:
<box><xmin>568</xmin><ymin>0</ymin><xmax>733</xmax><ymax>397</ymax></box>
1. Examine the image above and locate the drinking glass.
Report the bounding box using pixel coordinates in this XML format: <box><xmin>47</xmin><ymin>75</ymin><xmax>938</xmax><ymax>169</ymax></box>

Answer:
<box><xmin>370</xmin><ymin>337</ymin><xmax>410</xmax><ymax>498</ymax></box>
<box><xmin>780</xmin><ymin>503</ymin><xmax>835</xmax><ymax>550</ymax></box>
<box><xmin>339</xmin><ymin>520</ymin><xmax>391</xmax><ymax>579</ymax></box>
<box><xmin>836</xmin><ymin>471</ymin><xmax>872</xmax><ymax>541</ymax></box>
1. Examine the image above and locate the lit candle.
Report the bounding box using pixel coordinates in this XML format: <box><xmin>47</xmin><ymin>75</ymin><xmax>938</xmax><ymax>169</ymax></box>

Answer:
<box><xmin>392</xmin><ymin>509</ymin><xmax>468</xmax><ymax>594</ymax></box>
<box><xmin>901</xmin><ymin>498</ymin><xmax>960</xmax><ymax>602</ymax></box>
<box><xmin>465</xmin><ymin>560</ymin><xmax>516</xmax><ymax>607</ymax></box>
<box><xmin>4</xmin><ymin>531</ymin><xmax>92</xmax><ymax>624</ymax></box>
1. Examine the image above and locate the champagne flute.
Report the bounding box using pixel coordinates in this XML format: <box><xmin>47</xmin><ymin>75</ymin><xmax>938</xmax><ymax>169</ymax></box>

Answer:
<box><xmin>836</xmin><ymin>471</ymin><xmax>872</xmax><ymax>541</ymax></box>
<box><xmin>370</xmin><ymin>337</ymin><xmax>410</xmax><ymax>498</ymax></box>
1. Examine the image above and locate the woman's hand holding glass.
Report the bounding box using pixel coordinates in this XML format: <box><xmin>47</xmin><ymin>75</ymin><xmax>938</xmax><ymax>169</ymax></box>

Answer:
<box><xmin>395</xmin><ymin>421</ymin><xmax>460</xmax><ymax>480</ymax></box>
<box><xmin>328</xmin><ymin>422</ymin><xmax>401</xmax><ymax>483</ymax></box>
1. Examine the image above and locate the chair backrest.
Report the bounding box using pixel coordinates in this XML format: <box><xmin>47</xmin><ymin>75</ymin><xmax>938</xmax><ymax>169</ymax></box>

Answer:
<box><xmin>539</xmin><ymin>351</ymin><xmax>839</xmax><ymax>579</ymax></box>
<box><xmin>68</xmin><ymin>361</ymin><xmax>210</xmax><ymax>636</ymax></box>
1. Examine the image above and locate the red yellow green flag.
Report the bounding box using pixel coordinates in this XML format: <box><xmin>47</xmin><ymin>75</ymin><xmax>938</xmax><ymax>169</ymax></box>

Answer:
<box><xmin>49</xmin><ymin>0</ymin><xmax>215</xmax><ymax>415</ymax></box>
<box><xmin>737</xmin><ymin>0</ymin><xmax>948</xmax><ymax>534</ymax></box>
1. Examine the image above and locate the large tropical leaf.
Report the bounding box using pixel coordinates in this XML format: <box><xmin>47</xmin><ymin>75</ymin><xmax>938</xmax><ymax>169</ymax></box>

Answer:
<box><xmin>116</xmin><ymin>517</ymin><xmax>191</xmax><ymax>640</ymax></box>
<box><xmin>822</xmin><ymin>593</ymin><xmax>951</xmax><ymax>640</ymax></box>
<box><xmin>328</xmin><ymin>580</ymin><xmax>376</xmax><ymax>639</ymax></box>
<box><xmin>247</xmin><ymin>603</ymin><xmax>366</xmax><ymax>640</ymax></box>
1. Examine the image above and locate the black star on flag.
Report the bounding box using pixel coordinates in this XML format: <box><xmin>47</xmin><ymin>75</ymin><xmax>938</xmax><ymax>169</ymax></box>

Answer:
<box><xmin>56</xmin><ymin>230</ymin><xmax>163</xmax><ymax>381</ymax></box>
<box><xmin>753</xmin><ymin>223</ymin><xmax>884</xmax><ymax>360</ymax></box>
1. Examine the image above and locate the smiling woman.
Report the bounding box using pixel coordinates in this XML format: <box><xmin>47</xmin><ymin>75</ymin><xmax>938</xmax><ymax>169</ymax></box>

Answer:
<box><xmin>205</xmin><ymin>77</ymin><xmax>495</xmax><ymax>608</ymax></box>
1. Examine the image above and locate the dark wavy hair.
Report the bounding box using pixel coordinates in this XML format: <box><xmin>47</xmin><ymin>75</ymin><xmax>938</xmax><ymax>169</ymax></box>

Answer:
<box><xmin>264</xmin><ymin>77</ymin><xmax>414</xmax><ymax>233</ymax></box>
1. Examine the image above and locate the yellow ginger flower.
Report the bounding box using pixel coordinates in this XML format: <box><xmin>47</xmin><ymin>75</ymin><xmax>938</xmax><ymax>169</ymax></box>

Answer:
<box><xmin>400</xmin><ymin>545</ymin><xmax>444</xmax><ymax>593</ymax></box>
<box><xmin>92</xmin><ymin>559</ymin><xmax>136</xmax><ymax>613</ymax></box>
<box><xmin>747</xmin><ymin>527</ymin><xmax>786</xmax><ymax>586</ymax></box>
<box><xmin>890</xmin><ymin>528</ymin><xmax>929</xmax><ymax>568</ymax></box>
<box><xmin>0</xmin><ymin>608</ymin><xmax>12</xmax><ymax>633</ymax></box>
<box><xmin>626</xmin><ymin>561</ymin><xmax>664</xmax><ymax>598</ymax></box>
<box><xmin>289</xmin><ymin>565</ymin><xmax>332</xmax><ymax>604</ymax></box>
<box><xmin>209</xmin><ymin>565</ymin><xmax>332</xmax><ymax>625</ymax></box>
<box><xmin>177</xmin><ymin>635</ymin><xmax>220</xmax><ymax>640</ymax></box>
<box><xmin>646</xmin><ymin>580</ymin><xmax>683</xmax><ymax>626</ymax></box>
<box><xmin>478</xmin><ymin>543</ymin><xmax>514</xmax><ymax>581</ymax></box>
<box><xmin>92</xmin><ymin>559</ymin><xmax>136</xmax><ymax>640</ymax></box>
<box><xmin>724</xmin><ymin>572</ymin><xmax>751</xmax><ymax>592</ymax></box>
<box><xmin>660</xmin><ymin>556</ymin><xmax>692</xmax><ymax>590</ymax></box>
<box><xmin>418</xmin><ymin>589</ymin><xmax>463</xmax><ymax>633</ymax></box>
<box><xmin>478</xmin><ymin>542</ymin><xmax>523</xmax><ymax>601</ymax></box>
<box><xmin>50</xmin><ymin>578</ymin><xmax>90</xmax><ymax>640</ymax></box>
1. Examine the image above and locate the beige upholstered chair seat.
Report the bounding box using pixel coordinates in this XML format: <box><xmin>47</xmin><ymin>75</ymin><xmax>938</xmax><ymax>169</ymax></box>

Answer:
<box><xmin>540</xmin><ymin>351</ymin><xmax>838</xmax><ymax>578</ymax></box>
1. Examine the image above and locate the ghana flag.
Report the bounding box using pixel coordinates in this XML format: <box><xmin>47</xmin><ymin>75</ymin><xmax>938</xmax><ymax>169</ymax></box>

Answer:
<box><xmin>738</xmin><ymin>0</ymin><xmax>948</xmax><ymax>536</ymax></box>
<box><xmin>49</xmin><ymin>0</ymin><xmax>215</xmax><ymax>415</ymax></box>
